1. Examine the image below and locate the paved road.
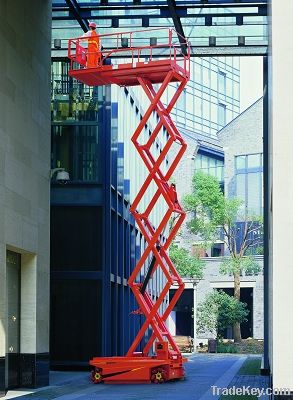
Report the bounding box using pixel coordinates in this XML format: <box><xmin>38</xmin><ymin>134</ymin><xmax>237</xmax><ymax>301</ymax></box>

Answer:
<box><xmin>5</xmin><ymin>354</ymin><xmax>247</xmax><ymax>400</ymax></box>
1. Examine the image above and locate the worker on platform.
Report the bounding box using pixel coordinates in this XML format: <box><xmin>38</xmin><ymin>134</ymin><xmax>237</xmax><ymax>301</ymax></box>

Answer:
<box><xmin>82</xmin><ymin>22</ymin><xmax>101</xmax><ymax>68</ymax></box>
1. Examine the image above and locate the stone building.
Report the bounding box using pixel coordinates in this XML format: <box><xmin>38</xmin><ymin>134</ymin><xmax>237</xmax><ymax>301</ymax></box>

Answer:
<box><xmin>170</xmin><ymin>98</ymin><xmax>264</xmax><ymax>344</ymax></box>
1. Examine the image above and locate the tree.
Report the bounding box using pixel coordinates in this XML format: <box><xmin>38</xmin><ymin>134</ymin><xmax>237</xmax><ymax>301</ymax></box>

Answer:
<box><xmin>169</xmin><ymin>243</ymin><xmax>205</xmax><ymax>279</ymax></box>
<box><xmin>197</xmin><ymin>290</ymin><xmax>249</xmax><ymax>338</ymax></box>
<box><xmin>184</xmin><ymin>171</ymin><xmax>263</xmax><ymax>342</ymax></box>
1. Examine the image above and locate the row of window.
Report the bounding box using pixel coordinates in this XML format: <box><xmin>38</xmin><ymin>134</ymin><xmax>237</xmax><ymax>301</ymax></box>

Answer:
<box><xmin>172</xmin><ymin>57</ymin><xmax>240</xmax><ymax>135</ymax></box>
<box><xmin>193</xmin><ymin>66</ymin><xmax>240</xmax><ymax>101</ymax></box>
<box><xmin>195</xmin><ymin>153</ymin><xmax>263</xmax><ymax>216</ymax></box>
<box><xmin>195</xmin><ymin>153</ymin><xmax>224</xmax><ymax>181</ymax></box>
<box><xmin>175</xmin><ymin>87</ymin><xmax>233</xmax><ymax>127</ymax></box>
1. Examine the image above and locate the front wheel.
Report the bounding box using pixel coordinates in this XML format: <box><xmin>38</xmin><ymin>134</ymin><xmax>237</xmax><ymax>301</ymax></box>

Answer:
<box><xmin>91</xmin><ymin>367</ymin><xmax>103</xmax><ymax>384</ymax></box>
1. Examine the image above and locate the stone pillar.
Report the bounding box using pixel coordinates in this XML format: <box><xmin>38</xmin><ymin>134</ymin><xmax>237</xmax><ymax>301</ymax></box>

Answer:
<box><xmin>269</xmin><ymin>0</ymin><xmax>293</xmax><ymax>391</ymax></box>
<box><xmin>0</xmin><ymin>0</ymin><xmax>51</xmax><ymax>395</ymax></box>
<box><xmin>193</xmin><ymin>282</ymin><xmax>197</xmax><ymax>352</ymax></box>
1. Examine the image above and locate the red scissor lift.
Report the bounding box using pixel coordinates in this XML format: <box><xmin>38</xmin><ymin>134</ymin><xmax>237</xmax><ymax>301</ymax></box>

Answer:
<box><xmin>68</xmin><ymin>28</ymin><xmax>190</xmax><ymax>384</ymax></box>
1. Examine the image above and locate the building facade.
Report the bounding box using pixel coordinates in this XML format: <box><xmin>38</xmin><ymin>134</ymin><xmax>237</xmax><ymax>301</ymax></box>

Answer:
<box><xmin>196</xmin><ymin>257</ymin><xmax>264</xmax><ymax>341</ymax></box>
<box><xmin>50</xmin><ymin>61</ymin><xmax>169</xmax><ymax>367</ymax></box>
<box><xmin>171</xmin><ymin>57</ymin><xmax>240</xmax><ymax>136</ymax></box>
<box><xmin>170</xmin><ymin>98</ymin><xmax>264</xmax><ymax>344</ymax></box>
<box><xmin>218</xmin><ymin>97</ymin><xmax>263</xmax><ymax>216</ymax></box>
<box><xmin>0</xmin><ymin>0</ymin><xmax>51</xmax><ymax>396</ymax></box>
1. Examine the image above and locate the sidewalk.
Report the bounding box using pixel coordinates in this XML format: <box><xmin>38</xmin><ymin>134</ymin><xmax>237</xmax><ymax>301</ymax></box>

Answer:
<box><xmin>226</xmin><ymin>355</ymin><xmax>270</xmax><ymax>400</ymax></box>
<box><xmin>4</xmin><ymin>354</ymin><xmax>256</xmax><ymax>400</ymax></box>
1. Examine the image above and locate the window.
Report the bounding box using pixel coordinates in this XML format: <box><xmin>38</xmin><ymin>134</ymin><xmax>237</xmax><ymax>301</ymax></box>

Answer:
<box><xmin>235</xmin><ymin>154</ymin><xmax>263</xmax><ymax>215</ymax></box>
<box><xmin>177</xmin><ymin>87</ymin><xmax>186</xmax><ymax>111</ymax></box>
<box><xmin>194</xmin><ymin>98</ymin><xmax>202</xmax><ymax>118</ymax></box>
<box><xmin>211</xmin><ymin>103</ymin><xmax>217</xmax><ymax>122</ymax></box>
<box><xmin>201</xmin><ymin>155</ymin><xmax>208</xmax><ymax>169</ymax></box>
<box><xmin>236</xmin><ymin>155</ymin><xmax>246</xmax><ymax>170</ymax></box>
<box><xmin>186</xmin><ymin>92</ymin><xmax>193</xmax><ymax>114</ymax></box>
<box><xmin>51</xmin><ymin>125</ymin><xmax>101</xmax><ymax>182</ymax></box>
<box><xmin>236</xmin><ymin>174</ymin><xmax>246</xmax><ymax>203</ymax></box>
<box><xmin>211</xmin><ymin>71</ymin><xmax>217</xmax><ymax>91</ymax></box>
<box><xmin>176</xmin><ymin>88</ymin><xmax>186</xmax><ymax>125</ymax></box>
<box><xmin>248</xmin><ymin>153</ymin><xmax>261</xmax><ymax>169</ymax></box>
<box><xmin>233</xmin><ymin>82</ymin><xmax>240</xmax><ymax>101</ymax></box>
<box><xmin>226</xmin><ymin>78</ymin><xmax>233</xmax><ymax>98</ymax></box>
<box><xmin>51</xmin><ymin>61</ymin><xmax>101</xmax><ymax>123</ymax></box>
<box><xmin>248</xmin><ymin>173</ymin><xmax>261</xmax><ymax>213</ymax></box>
<box><xmin>218</xmin><ymin>103</ymin><xmax>226</xmax><ymax>126</ymax></box>
<box><xmin>203</xmin><ymin>67</ymin><xmax>210</xmax><ymax>87</ymax></box>
<box><xmin>195</xmin><ymin>154</ymin><xmax>224</xmax><ymax>182</ymax></box>
<box><xmin>218</xmin><ymin>71</ymin><xmax>226</xmax><ymax>94</ymax></box>
<box><xmin>203</xmin><ymin>100</ymin><xmax>210</xmax><ymax>120</ymax></box>
<box><xmin>211</xmin><ymin>243</ymin><xmax>224</xmax><ymax>257</ymax></box>
<box><xmin>194</xmin><ymin>62</ymin><xmax>202</xmax><ymax>84</ymax></box>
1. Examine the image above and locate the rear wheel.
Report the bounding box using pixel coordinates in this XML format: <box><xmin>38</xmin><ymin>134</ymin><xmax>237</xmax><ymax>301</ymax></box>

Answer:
<box><xmin>91</xmin><ymin>367</ymin><xmax>103</xmax><ymax>384</ymax></box>
<box><xmin>150</xmin><ymin>367</ymin><xmax>167</xmax><ymax>384</ymax></box>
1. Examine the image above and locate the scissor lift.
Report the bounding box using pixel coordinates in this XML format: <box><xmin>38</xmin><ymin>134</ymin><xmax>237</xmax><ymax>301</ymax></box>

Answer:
<box><xmin>68</xmin><ymin>28</ymin><xmax>190</xmax><ymax>384</ymax></box>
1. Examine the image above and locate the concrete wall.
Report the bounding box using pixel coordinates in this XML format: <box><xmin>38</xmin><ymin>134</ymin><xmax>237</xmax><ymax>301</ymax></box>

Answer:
<box><xmin>0</xmin><ymin>0</ymin><xmax>51</xmax><ymax>392</ymax></box>
<box><xmin>269</xmin><ymin>0</ymin><xmax>293</xmax><ymax>391</ymax></box>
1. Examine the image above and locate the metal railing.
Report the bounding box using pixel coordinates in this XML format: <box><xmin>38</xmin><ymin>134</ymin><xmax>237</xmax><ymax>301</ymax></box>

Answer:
<box><xmin>68</xmin><ymin>28</ymin><xmax>190</xmax><ymax>76</ymax></box>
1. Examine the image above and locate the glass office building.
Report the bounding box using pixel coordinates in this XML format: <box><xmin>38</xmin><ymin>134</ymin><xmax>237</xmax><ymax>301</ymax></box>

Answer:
<box><xmin>169</xmin><ymin>57</ymin><xmax>240</xmax><ymax>136</ymax></box>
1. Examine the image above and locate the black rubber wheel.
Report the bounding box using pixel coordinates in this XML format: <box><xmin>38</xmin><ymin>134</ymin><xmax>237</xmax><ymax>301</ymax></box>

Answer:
<box><xmin>150</xmin><ymin>367</ymin><xmax>167</xmax><ymax>384</ymax></box>
<box><xmin>91</xmin><ymin>368</ymin><xmax>103</xmax><ymax>384</ymax></box>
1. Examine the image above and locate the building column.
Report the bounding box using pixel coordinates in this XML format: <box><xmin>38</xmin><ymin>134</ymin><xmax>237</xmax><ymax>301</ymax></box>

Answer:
<box><xmin>269</xmin><ymin>0</ymin><xmax>293</xmax><ymax>392</ymax></box>
<box><xmin>0</xmin><ymin>0</ymin><xmax>51</xmax><ymax>394</ymax></box>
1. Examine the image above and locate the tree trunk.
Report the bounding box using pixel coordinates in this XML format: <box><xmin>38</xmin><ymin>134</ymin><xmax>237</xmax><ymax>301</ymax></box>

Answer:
<box><xmin>233</xmin><ymin>271</ymin><xmax>242</xmax><ymax>343</ymax></box>
<box><xmin>233</xmin><ymin>322</ymin><xmax>242</xmax><ymax>343</ymax></box>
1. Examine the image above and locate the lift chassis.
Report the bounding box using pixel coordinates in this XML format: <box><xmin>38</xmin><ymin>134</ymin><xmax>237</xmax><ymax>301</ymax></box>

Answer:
<box><xmin>68</xmin><ymin>28</ymin><xmax>190</xmax><ymax>384</ymax></box>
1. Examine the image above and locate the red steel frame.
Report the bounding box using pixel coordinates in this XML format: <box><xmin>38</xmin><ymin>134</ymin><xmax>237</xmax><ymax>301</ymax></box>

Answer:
<box><xmin>68</xmin><ymin>28</ymin><xmax>190</xmax><ymax>384</ymax></box>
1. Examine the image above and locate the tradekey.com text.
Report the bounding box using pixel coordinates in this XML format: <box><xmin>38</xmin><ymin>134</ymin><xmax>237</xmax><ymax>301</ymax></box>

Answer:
<box><xmin>211</xmin><ymin>385</ymin><xmax>291</xmax><ymax>397</ymax></box>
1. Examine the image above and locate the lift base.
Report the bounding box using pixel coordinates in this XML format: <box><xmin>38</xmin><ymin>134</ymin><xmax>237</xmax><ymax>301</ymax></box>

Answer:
<box><xmin>90</xmin><ymin>355</ymin><xmax>187</xmax><ymax>384</ymax></box>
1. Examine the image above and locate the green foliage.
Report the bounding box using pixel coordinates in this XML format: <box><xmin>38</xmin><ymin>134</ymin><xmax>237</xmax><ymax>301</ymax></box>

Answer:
<box><xmin>169</xmin><ymin>244</ymin><xmax>204</xmax><ymax>279</ymax></box>
<box><xmin>245</xmin><ymin>246</ymin><xmax>264</xmax><ymax>256</ymax></box>
<box><xmin>176</xmin><ymin>171</ymin><xmax>262</xmax><ymax>342</ymax></box>
<box><xmin>197</xmin><ymin>290</ymin><xmax>249</xmax><ymax>337</ymax></box>
<box><xmin>184</xmin><ymin>171</ymin><xmax>227</xmax><ymax>241</ymax></box>
<box><xmin>217</xmin><ymin>342</ymin><xmax>238</xmax><ymax>354</ymax></box>
<box><xmin>219</xmin><ymin>255</ymin><xmax>260</xmax><ymax>276</ymax></box>
<box><xmin>184</xmin><ymin>171</ymin><xmax>263</xmax><ymax>276</ymax></box>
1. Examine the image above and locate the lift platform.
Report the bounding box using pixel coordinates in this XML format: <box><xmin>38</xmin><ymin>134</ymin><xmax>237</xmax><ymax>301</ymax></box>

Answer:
<box><xmin>68</xmin><ymin>28</ymin><xmax>190</xmax><ymax>384</ymax></box>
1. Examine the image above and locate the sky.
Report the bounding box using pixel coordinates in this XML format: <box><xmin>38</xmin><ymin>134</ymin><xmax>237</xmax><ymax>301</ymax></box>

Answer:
<box><xmin>240</xmin><ymin>57</ymin><xmax>263</xmax><ymax>112</ymax></box>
